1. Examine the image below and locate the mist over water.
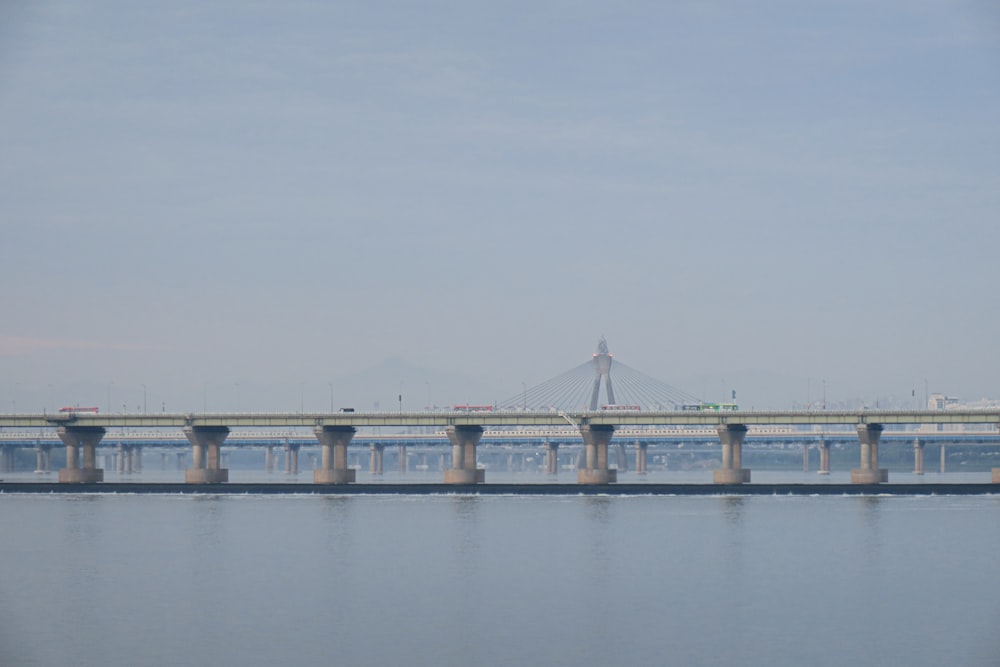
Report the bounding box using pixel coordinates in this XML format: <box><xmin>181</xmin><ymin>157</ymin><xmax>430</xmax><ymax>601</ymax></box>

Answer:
<box><xmin>1</xmin><ymin>493</ymin><xmax>998</xmax><ymax>667</ymax></box>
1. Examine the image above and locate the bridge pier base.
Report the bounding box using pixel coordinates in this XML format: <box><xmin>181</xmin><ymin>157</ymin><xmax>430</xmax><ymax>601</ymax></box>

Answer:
<box><xmin>398</xmin><ymin>443</ymin><xmax>408</xmax><ymax>473</ymax></box>
<box><xmin>713</xmin><ymin>424</ymin><xmax>750</xmax><ymax>484</ymax></box>
<box><xmin>851</xmin><ymin>424</ymin><xmax>887</xmax><ymax>484</ymax></box>
<box><xmin>444</xmin><ymin>425</ymin><xmax>485</xmax><ymax>484</ymax></box>
<box><xmin>57</xmin><ymin>426</ymin><xmax>105</xmax><ymax>483</ymax></box>
<box><xmin>993</xmin><ymin>468</ymin><xmax>1000</xmax><ymax>483</ymax></box>
<box><xmin>314</xmin><ymin>426</ymin><xmax>356</xmax><ymax>484</ymax></box>
<box><xmin>184</xmin><ymin>426</ymin><xmax>229</xmax><ymax>483</ymax></box>
<box><xmin>577</xmin><ymin>424</ymin><xmax>617</xmax><ymax>484</ymax></box>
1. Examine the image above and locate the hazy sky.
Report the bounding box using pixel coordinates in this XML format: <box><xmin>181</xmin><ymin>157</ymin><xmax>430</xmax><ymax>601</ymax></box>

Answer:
<box><xmin>2</xmin><ymin>1</ymin><xmax>999</xmax><ymax>412</ymax></box>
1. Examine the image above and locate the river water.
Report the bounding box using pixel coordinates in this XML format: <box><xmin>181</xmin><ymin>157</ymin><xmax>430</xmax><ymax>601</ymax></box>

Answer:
<box><xmin>1</xmin><ymin>491</ymin><xmax>998</xmax><ymax>667</ymax></box>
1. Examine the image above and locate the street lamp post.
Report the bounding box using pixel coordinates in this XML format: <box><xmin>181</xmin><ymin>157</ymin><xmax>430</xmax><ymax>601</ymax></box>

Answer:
<box><xmin>142</xmin><ymin>384</ymin><xmax>147</xmax><ymax>414</ymax></box>
<box><xmin>328</xmin><ymin>382</ymin><xmax>334</xmax><ymax>413</ymax></box>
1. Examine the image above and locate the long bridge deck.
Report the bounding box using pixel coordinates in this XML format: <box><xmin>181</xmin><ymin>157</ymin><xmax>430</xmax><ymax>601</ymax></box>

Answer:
<box><xmin>3</xmin><ymin>408</ymin><xmax>1000</xmax><ymax>429</ymax></box>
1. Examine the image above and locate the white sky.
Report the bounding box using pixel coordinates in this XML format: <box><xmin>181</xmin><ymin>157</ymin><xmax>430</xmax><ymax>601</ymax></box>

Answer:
<box><xmin>2</xmin><ymin>1</ymin><xmax>999</xmax><ymax>412</ymax></box>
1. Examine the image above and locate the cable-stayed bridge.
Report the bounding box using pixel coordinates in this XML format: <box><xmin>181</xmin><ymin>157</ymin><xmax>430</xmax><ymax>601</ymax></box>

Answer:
<box><xmin>498</xmin><ymin>337</ymin><xmax>701</xmax><ymax>411</ymax></box>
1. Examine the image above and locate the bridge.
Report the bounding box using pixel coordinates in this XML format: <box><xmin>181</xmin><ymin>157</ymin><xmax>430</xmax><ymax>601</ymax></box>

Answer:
<box><xmin>3</xmin><ymin>339</ymin><xmax>998</xmax><ymax>485</ymax></box>
<box><xmin>1</xmin><ymin>408</ymin><xmax>998</xmax><ymax>485</ymax></box>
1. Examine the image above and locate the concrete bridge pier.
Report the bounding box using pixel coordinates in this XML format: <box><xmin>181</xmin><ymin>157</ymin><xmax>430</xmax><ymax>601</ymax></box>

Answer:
<box><xmin>287</xmin><ymin>441</ymin><xmax>302</xmax><ymax>474</ymax></box>
<box><xmin>818</xmin><ymin>438</ymin><xmax>830</xmax><ymax>475</ymax></box>
<box><xmin>314</xmin><ymin>426</ymin><xmax>356</xmax><ymax>484</ymax></box>
<box><xmin>370</xmin><ymin>443</ymin><xmax>385</xmax><ymax>475</ymax></box>
<box><xmin>398</xmin><ymin>443</ymin><xmax>408</xmax><ymax>473</ymax></box>
<box><xmin>577</xmin><ymin>424</ymin><xmax>617</xmax><ymax>484</ymax></box>
<box><xmin>444</xmin><ymin>425</ymin><xmax>485</xmax><ymax>484</ymax></box>
<box><xmin>913</xmin><ymin>438</ymin><xmax>925</xmax><ymax>475</ymax></box>
<box><xmin>635</xmin><ymin>441</ymin><xmax>648</xmax><ymax>475</ymax></box>
<box><xmin>284</xmin><ymin>440</ymin><xmax>301</xmax><ymax>474</ymax></box>
<box><xmin>615</xmin><ymin>442</ymin><xmax>629</xmax><ymax>472</ymax></box>
<box><xmin>264</xmin><ymin>444</ymin><xmax>275</xmax><ymax>473</ymax></box>
<box><xmin>713</xmin><ymin>424</ymin><xmax>750</xmax><ymax>484</ymax></box>
<box><xmin>2</xmin><ymin>444</ymin><xmax>15</xmax><ymax>473</ymax></box>
<box><xmin>183</xmin><ymin>426</ymin><xmax>229</xmax><ymax>483</ymax></box>
<box><xmin>851</xmin><ymin>424</ymin><xmax>887</xmax><ymax>484</ymax></box>
<box><xmin>545</xmin><ymin>441</ymin><xmax>559</xmax><ymax>475</ymax></box>
<box><xmin>994</xmin><ymin>425</ymin><xmax>1000</xmax><ymax>483</ymax></box>
<box><xmin>57</xmin><ymin>426</ymin><xmax>105</xmax><ymax>483</ymax></box>
<box><xmin>35</xmin><ymin>443</ymin><xmax>52</xmax><ymax>473</ymax></box>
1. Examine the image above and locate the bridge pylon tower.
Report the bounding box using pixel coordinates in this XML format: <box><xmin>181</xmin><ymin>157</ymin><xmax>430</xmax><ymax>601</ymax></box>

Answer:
<box><xmin>589</xmin><ymin>337</ymin><xmax>615</xmax><ymax>410</ymax></box>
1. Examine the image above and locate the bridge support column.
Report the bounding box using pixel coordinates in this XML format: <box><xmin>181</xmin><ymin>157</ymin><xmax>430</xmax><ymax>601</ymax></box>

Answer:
<box><xmin>913</xmin><ymin>438</ymin><xmax>924</xmax><ymax>475</ymax></box>
<box><xmin>2</xmin><ymin>445</ymin><xmax>15</xmax><ymax>473</ymax></box>
<box><xmin>802</xmin><ymin>443</ymin><xmax>810</xmax><ymax>472</ymax></box>
<box><xmin>35</xmin><ymin>444</ymin><xmax>52</xmax><ymax>474</ymax></box>
<box><xmin>636</xmin><ymin>441</ymin><xmax>648</xmax><ymax>475</ymax></box>
<box><xmin>398</xmin><ymin>443</ymin><xmax>408</xmax><ymax>473</ymax></box>
<box><xmin>57</xmin><ymin>426</ymin><xmax>105</xmax><ymax>483</ymax></box>
<box><xmin>713</xmin><ymin>424</ymin><xmax>750</xmax><ymax>484</ymax></box>
<box><xmin>314</xmin><ymin>426</ymin><xmax>356</xmax><ymax>484</ymax></box>
<box><xmin>851</xmin><ymin>424</ymin><xmax>887</xmax><ymax>484</ymax></box>
<box><xmin>578</xmin><ymin>424</ymin><xmax>617</xmax><ymax>484</ymax></box>
<box><xmin>264</xmin><ymin>444</ymin><xmax>274</xmax><ymax>473</ymax></box>
<box><xmin>183</xmin><ymin>426</ymin><xmax>229</xmax><ymax>483</ymax></box>
<box><xmin>370</xmin><ymin>443</ymin><xmax>384</xmax><ymax>475</ymax></box>
<box><xmin>994</xmin><ymin>426</ymin><xmax>1000</xmax><ymax>483</ymax></box>
<box><xmin>818</xmin><ymin>438</ymin><xmax>830</xmax><ymax>475</ymax></box>
<box><xmin>545</xmin><ymin>441</ymin><xmax>559</xmax><ymax>475</ymax></box>
<box><xmin>284</xmin><ymin>440</ymin><xmax>300</xmax><ymax>474</ymax></box>
<box><xmin>444</xmin><ymin>425</ymin><xmax>485</xmax><ymax>484</ymax></box>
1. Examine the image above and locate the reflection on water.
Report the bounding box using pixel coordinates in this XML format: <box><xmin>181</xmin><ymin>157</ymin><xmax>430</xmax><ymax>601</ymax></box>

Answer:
<box><xmin>857</xmin><ymin>495</ymin><xmax>884</xmax><ymax>559</ymax></box>
<box><xmin>584</xmin><ymin>496</ymin><xmax>613</xmax><ymax>578</ymax></box>
<box><xmin>721</xmin><ymin>495</ymin><xmax>745</xmax><ymax>527</ymax></box>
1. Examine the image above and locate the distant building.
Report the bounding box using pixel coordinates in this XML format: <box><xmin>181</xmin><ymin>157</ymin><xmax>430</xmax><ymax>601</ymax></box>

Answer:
<box><xmin>925</xmin><ymin>393</ymin><xmax>999</xmax><ymax>433</ymax></box>
<box><xmin>927</xmin><ymin>393</ymin><xmax>960</xmax><ymax>410</ymax></box>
